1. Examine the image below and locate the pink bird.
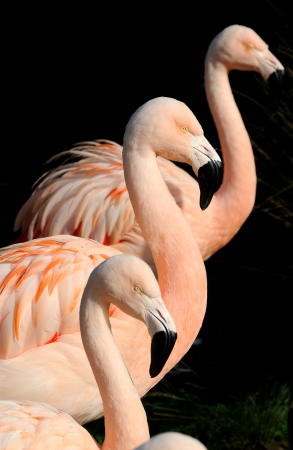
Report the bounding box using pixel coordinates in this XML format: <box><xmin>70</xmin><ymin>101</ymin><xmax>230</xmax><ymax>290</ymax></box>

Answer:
<box><xmin>0</xmin><ymin>97</ymin><xmax>221</xmax><ymax>424</ymax></box>
<box><xmin>0</xmin><ymin>254</ymin><xmax>181</xmax><ymax>449</ymax></box>
<box><xmin>15</xmin><ymin>25</ymin><xmax>284</xmax><ymax>263</ymax></box>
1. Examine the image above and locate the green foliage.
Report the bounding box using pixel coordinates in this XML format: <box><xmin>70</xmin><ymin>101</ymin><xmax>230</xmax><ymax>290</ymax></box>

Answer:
<box><xmin>84</xmin><ymin>377</ymin><xmax>290</xmax><ymax>449</ymax></box>
<box><xmin>142</xmin><ymin>378</ymin><xmax>291</xmax><ymax>449</ymax></box>
<box><xmin>84</xmin><ymin>417</ymin><xmax>104</xmax><ymax>445</ymax></box>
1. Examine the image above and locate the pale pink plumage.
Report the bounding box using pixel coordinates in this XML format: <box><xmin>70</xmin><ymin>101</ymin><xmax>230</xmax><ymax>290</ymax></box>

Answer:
<box><xmin>0</xmin><ymin>400</ymin><xmax>97</xmax><ymax>449</ymax></box>
<box><xmin>0</xmin><ymin>236</ymin><xmax>119</xmax><ymax>359</ymax></box>
<box><xmin>15</xmin><ymin>25</ymin><xmax>284</xmax><ymax>262</ymax></box>
<box><xmin>0</xmin><ymin>397</ymin><xmax>207</xmax><ymax>449</ymax></box>
<box><xmin>14</xmin><ymin>141</ymin><xmax>195</xmax><ymax>266</ymax></box>
<box><xmin>1</xmin><ymin>97</ymin><xmax>212</xmax><ymax>424</ymax></box>
<box><xmin>0</xmin><ymin>254</ymin><xmax>178</xmax><ymax>449</ymax></box>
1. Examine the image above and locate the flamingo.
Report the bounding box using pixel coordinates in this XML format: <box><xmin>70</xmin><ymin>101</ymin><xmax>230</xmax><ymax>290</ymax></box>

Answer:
<box><xmin>0</xmin><ymin>254</ymin><xmax>179</xmax><ymax>449</ymax></box>
<box><xmin>14</xmin><ymin>25</ymin><xmax>284</xmax><ymax>263</ymax></box>
<box><xmin>0</xmin><ymin>97</ymin><xmax>221</xmax><ymax>424</ymax></box>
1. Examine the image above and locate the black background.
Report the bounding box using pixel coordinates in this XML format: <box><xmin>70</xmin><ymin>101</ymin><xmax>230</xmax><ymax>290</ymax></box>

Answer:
<box><xmin>1</xmin><ymin>1</ymin><xmax>292</xmax><ymax>394</ymax></box>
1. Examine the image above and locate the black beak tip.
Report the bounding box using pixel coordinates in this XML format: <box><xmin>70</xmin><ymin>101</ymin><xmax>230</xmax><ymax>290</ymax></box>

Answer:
<box><xmin>198</xmin><ymin>160</ymin><xmax>223</xmax><ymax>210</ymax></box>
<box><xmin>149</xmin><ymin>330</ymin><xmax>177</xmax><ymax>378</ymax></box>
<box><xmin>267</xmin><ymin>69</ymin><xmax>285</xmax><ymax>100</ymax></box>
<box><xmin>268</xmin><ymin>69</ymin><xmax>285</xmax><ymax>86</ymax></box>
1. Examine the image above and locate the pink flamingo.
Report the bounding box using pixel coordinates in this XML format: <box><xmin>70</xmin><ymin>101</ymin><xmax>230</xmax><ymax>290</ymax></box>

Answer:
<box><xmin>0</xmin><ymin>254</ymin><xmax>180</xmax><ymax>449</ymax></box>
<box><xmin>0</xmin><ymin>97</ymin><xmax>220</xmax><ymax>423</ymax></box>
<box><xmin>15</xmin><ymin>25</ymin><xmax>284</xmax><ymax>263</ymax></box>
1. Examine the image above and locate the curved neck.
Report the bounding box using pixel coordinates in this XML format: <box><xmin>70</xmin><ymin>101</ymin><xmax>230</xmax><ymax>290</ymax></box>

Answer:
<box><xmin>123</xmin><ymin>143</ymin><xmax>206</xmax><ymax>353</ymax></box>
<box><xmin>80</xmin><ymin>293</ymin><xmax>149</xmax><ymax>450</ymax></box>
<box><xmin>205</xmin><ymin>58</ymin><xmax>257</xmax><ymax>214</ymax></box>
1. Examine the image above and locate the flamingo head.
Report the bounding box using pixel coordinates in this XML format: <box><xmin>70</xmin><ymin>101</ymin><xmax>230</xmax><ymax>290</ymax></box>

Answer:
<box><xmin>206</xmin><ymin>24</ymin><xmax>284</xmax><ymax>85</ymax></box>
<box><xmin>87</xmin><ymin>254</ymin><xmax>177</xmax><ymax>378</ymax></box>
<box><xmin>135</xmin><ymin>431</ymin><xmax>207</xmax><ymax>449</ymax></box>
<box><xmin>124</xmin><ymin>97</ymin><xmax>223</xmax><ymax>210</ymax></box>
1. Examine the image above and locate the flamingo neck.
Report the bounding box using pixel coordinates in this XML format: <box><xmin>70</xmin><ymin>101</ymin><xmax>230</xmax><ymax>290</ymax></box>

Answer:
<box><xmin>205</xmin><ymin>58</ymin><xmax>257</xmax><ymax>215</ymax></box>
<box><xmin>123</xmin><ymin>144</ymin><xmax>207</xmax><ymax>355</ymax></box>
<box><xmin>80</xmin><ymin>296</ymin><xmax>149</xmax><ymax>450</ymax></box>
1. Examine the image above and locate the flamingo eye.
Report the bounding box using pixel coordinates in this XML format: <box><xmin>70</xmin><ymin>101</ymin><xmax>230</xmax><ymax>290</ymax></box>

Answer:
<box><xmin>134</xmin><ymin>285</ymin><xmax>143</xmax><ymax>294</ymax></box>
<box><xmin>244</xmin><ymin>43</ymin><xmax>256</xmax><ymax>51</ymax></box>
<box><xmin>179</xmin><ymin>125</ymin><xmax>189</xmax><ymax>133</ymax></box>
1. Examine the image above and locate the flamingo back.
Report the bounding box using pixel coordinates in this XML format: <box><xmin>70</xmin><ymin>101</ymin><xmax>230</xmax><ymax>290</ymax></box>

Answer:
<box><xmin>14</xmin><ymin>140</ymin><xmax>198</xmax><ymax>247</ymax></box>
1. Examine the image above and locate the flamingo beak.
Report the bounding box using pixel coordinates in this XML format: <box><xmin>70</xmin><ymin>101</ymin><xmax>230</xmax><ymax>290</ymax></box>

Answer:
<box><xmin>268</xmin><ymin>68</ymin><xmax>285</xmax><ymax>86</ymax></box>
<box><xmin>197</xmin><ymin>158</ymin><xmax>223</xmax><ymax>210</ymax></box>
<box><xmin>257</xmin><ymin>48</ymin><xmax>285</xmax><ymax>101</ymax></box>
<box><xmin>146</xmin><ymin>310</ymin><xmax>177</xmax><ymax>378</ymax></box>
<box><xmin>267</xmin><ymin>69</ymin><xmax>285</xmax><ymax>101</ymax></box>
<box><xmin>190</xmin><ymin>135</ymin><xmax>223</xmax><ymax>210</ymax></box>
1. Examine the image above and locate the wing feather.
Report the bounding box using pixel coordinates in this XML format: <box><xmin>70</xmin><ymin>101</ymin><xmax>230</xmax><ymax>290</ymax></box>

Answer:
<box><xmin>14</xmin><ymin>140</ymin><xmax>197</xmax><ymax>255</ymax></box>
<box><xmin>14</xmin><ymin>141</ymin><xmax>135</xmax><ymax>244</ymax></box>
<box><xmin>0</xmin><ymin>400</ymin><xmax>97</xmax><ymax>449</ymax></box>
<box><xmin>0</xmin><ymin>235</ymin><xmax>119</xmax><ymax>359</ymax></box>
